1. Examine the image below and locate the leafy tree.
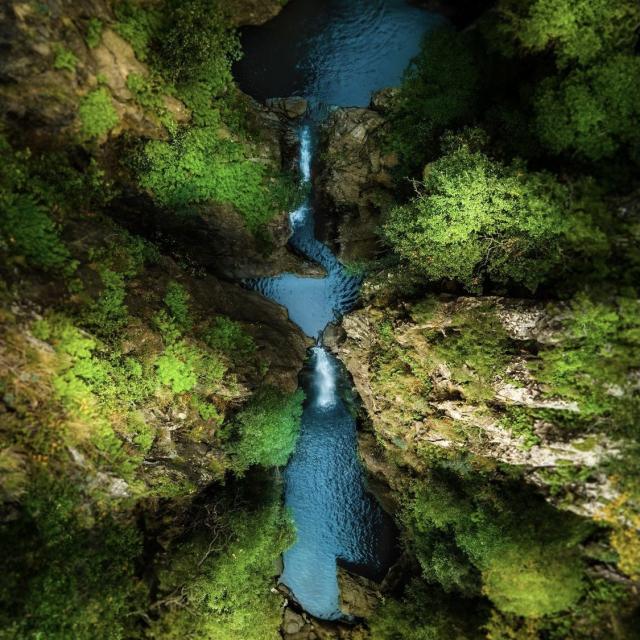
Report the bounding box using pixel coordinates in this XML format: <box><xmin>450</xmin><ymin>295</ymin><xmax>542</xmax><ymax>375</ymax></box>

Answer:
<box><xmin>490</xmin><ymin>0</ymin><xmax>640</xmax><ymax>68</ymax></box>
<box><xmin>388</xmin><ymin>26</ymin><xmax>480</xmax><ymax>174</ymax></box>
<box><xmin>158</xmin><ymin>0</ymin><xmax>240</xmax><ymax>88</ymax></box>
<box><xmin>383</xmin><ymin>133</ymin><xmax>607</xmax><ymax>292</ymax></box>
<box><xmin>403</xmin><ymin>473</ymin><xmax>590</xmax><ymax>618</ymax></box>
<box><xmin>534</xmin><ymin>55</ymin><xmax>640</xmax><ymax>161</ymax></box>
<box><xmin>148</xmin><ymin>481</ymin><xmax>293</xmax><ymax>640</ymax></box>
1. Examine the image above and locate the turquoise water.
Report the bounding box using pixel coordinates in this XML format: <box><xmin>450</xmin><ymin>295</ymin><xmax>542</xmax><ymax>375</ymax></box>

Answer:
<box><xmin>238</xmin><ymin>0</ymin><xmax>442</xmax><ymax>620</ymax></box>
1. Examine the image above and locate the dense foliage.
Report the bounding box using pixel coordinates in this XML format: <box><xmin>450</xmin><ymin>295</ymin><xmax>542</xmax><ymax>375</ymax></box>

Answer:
<box><xmin>384</xmin><ymin>134</ymin><xmax>607</xmax><ymax>292</ymax></box>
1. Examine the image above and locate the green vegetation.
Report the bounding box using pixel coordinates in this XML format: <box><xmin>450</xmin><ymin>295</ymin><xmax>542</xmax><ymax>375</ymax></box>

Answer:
<box><xmin>148</xmin><ymin>481</ymin><xmax>293</xmax><ymax>640</ymax></box>
<box><xmin>387</xmin><ymin>26</ymin><xmax>480</xmax><ymax>174</ymax></box>
<box><xmin>163</xmin><ymin>280</ymin><xmax>193</xmax><ymax>332</ymax></box>
<box><xmin>0</xmin><ymin>119</ymin><xmax>299</xmax><ymax>639</ymax></box>
<box><xmin>204</xmin><ymin>316</ymin><xmax>256</xmax><ymax>360</ymax></box>
<box><xmin>534</xmin><ymin>55</ymin><xmax>640</xmax><ymax>161</ymax></box>
<box><xmin>53</xmin><ymin>44</ymin><xmax>78</xmax><ymax>72</ymax></box>
<box><xmin>370</xmin><ymin>580</ymin><xmax>484</xmax><ymax>640</ymax></box>
<box><xmin>229</xmin><ymin>387</ymin><xmax>304</xmax><ymax>471</ymax></box>
<box><xmin>0</xmin><ymin>136</ymin><xmax>72</xmax><ymax>272</ymax></box>
<box><xmin>138</xmin><ymin>126</ymin><xmax>292</xmax><ymax>229</ymax></box>
<box><xmin>85</xmin><ymin>17</ymin><xmax>103</xmax><ymax>49</ymax></box>
<box><xmin>384</xmin><ymin>134</ymin><xmax>607</xmax><ymax>292</ymax></box>
<box><xmin>403</xmin><ymin>472</ymin><xmax>589</xmax><ymax>617</ymax></box>
<box><xmin>112</xmin><ymin>0</ymin><xmax>294</xmax><ymax>231</ymax></box>
<box><xmin>490</xmin><ymin>0</ymin><xmax>640</xmax><ymax>67</ymax></box>
<box><xmin>78</xmin><ymin>88</ymin><xmax>119</xmax><ymax>139</ymax></box>
<box><xmin>157</xmin><ymin>0</ymin><xmax>240</xmax><ymax>87</ymax></box>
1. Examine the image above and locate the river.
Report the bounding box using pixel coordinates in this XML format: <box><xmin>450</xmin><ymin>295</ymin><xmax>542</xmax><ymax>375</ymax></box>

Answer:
<box><xmin>235</xmin><ymin>0</ymin><xmax>443</xmax><ymax>620</ymax></box>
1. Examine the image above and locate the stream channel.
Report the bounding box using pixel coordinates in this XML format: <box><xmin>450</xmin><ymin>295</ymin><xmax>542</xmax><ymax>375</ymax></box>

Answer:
<box><xmin>234</xmin><ymin>0</ymin><xmax>443</xmax><ymax>620</ymax></box>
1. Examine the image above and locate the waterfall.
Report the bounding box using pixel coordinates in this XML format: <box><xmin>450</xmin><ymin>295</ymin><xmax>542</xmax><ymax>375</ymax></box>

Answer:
<box><xmin>299</xmin><ymin>124</ymin><xmax>312</xmax><ymax>183</ymax></box>
<box><xmin>313</xmin><ymin>347</ymin><xmax>336</xmax><ymax>408</ymax></box>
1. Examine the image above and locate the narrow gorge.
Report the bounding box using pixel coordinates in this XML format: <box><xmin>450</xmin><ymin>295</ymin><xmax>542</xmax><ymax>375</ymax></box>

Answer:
<box><xmin>0</xmin><ymin>1</ymin><xmax>639</xmax><ymax>640</ymax></box>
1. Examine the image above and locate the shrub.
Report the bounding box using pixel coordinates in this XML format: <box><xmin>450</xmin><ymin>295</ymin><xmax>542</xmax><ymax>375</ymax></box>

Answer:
<box><xmin>536</xmin><ymin>294</ymin><xmax>640</xmax><ymax>434</ymax></box>
<box><xmin>383</xmin><ymin>135</ymin><xmax>607</xmax><ymax>292</ymax></box>
<box><xmin>163</xmin><ymin>280</ymin><xmax>192</xmax><ymax>333</ymax></box>
<box><xmin>0</xmin><ymin>192</ymin><xmax>70</xmax><ymax>271</ymax></box>
<box><xmin>138</xmin><ymin>127</ymin><xmax>291</xmax><ymax>230</ymax></box>
<box><xmin>82</xmin><ymin>267</ymin><xmax>129</xmax><ymax>338</ymax></box>
<box><xmin>0</xmin><ymin>476</ymin><xmax>146</xmax><ymax>640</ymax></box>
<box><xmin>230</xmin><ymin>387</ymin><xmax>304</xmax><ymax>470</ymax></box>
<box><xmin>204</xmin><ymin>316</ymin><xmax>256</xmax><ymax>359</ymax></box>
<box><xmin>79</xmin><ymin>88</ymin><xmax>119</xmax><ymax>139</ymax></box>
<box><xmin>86</xmin><ymin>18</ymin><xmax>103</xmax><ymax>49</ymax></box>
<box><xmin>157</xmin><ymin>0</ymin><xmax>240</xmax><ymax>87</ymax></box>
<box><xmin>369</xmin><ymin>580</ymin><xmax>483</xmax><ymax>640</ymax></box>
<box><xmin>155</xmin><ymin>343</ymin><xmax>198</xmax><ymax>393</ymax></box>
<box><xmin>53</xmin><ymin>44</ymin><xmax>78</xmax><ymax>72</ymax></box>
<box><xmin>403</xmin><ymin>473</ymin><xmax>589</xmax><ymax>617</ymax></box>
<box><xmin>149</xmin><ymin>482</ymin><xmax>293</xmax><ymax>640</ymax></box>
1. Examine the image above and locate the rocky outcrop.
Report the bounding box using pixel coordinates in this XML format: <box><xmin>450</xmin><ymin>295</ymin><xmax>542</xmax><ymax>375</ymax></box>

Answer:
<box><xmin>329</xmin><ymin>296</ymin><xmax>623</xmax><ymax>519</ymax></box>
<box><xmin>226</xmin><ymin>0</ymin><xmax>290</xmax><ymax>27</ymax></box>
<box><xmin>280</xmin><ymin>606</ymin><xmax>370</xmax><ymax>640</ymax></box>
<box><xmin>316</xmin><ymin>95</ymin><xmax>398</xmax><ymax>263</ymax></box>
<box><xmin>0</xmin><ymin>2</ymin><xmax>184</xmax><ymax>144</ymax></box>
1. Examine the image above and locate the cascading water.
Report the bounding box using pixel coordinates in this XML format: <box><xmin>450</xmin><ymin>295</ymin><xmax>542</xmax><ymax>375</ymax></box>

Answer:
<box><xmin>238</xmin><ymin>0</ymin><xmax>443</xmax><ymax>620</ymax></box>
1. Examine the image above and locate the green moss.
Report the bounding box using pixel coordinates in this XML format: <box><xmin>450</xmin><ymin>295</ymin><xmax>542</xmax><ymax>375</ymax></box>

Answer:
<box><xmin>126</xmin><ymin>72</ymin><xmax>177</xmax><ymax>133</ymax></box>
<box><xmin>79</xmin><ymin>88</ymin><xmax>119</xmax><ymax>139</ymax></box>
<box><xmin>113</xmin><ymin>0</ymin><xmax>162</xmax><ymax>62</ymax></box>
<box><xmin>82</xmin><ymin>267</ymin><xmax>129</xmax><ymax>338</ymax></box>
<box><xmin>155</xmin><ymin>342</ymin><xmax>198</xmax><ymax>393</ymax></box>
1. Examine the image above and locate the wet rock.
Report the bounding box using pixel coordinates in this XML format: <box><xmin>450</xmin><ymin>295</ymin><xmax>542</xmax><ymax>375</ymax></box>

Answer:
<box><xmin>322</xmin><ymin>322</ymin><xmax>347</xmax><ymax>349</ymax></box>
<box><xmin>266</xmin><ymin>96</ymin><xmax>309</xmax><ymax>119</ymax></box>
<box><xmin>317</xmin><ymin>106</ymin><xmax>396</xmax><ymax>263</ymax></box>
<box><xmin>226</xmin><ymin>0</ymin><xmax>290</xmax><ymax>26</ymax></box>
<box><xmin>337</xmin><ymin>567</ymin><xmax>381</xmax><ymax>618</ymax></box>
<box><xmin>369</xmin><ymin>87</ymin><xmax>398</xmax><ymax>113</ymax></box>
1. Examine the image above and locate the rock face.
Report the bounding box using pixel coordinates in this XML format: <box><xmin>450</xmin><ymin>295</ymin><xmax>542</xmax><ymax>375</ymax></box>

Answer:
<box><xmin>280</xmin><ymin>606</ymin><xmax>370</xmax><ymax>640</ymax></box>
<box><xmin>266</xmin><ymin>96</ymin><xmax>309</xmax><ymax>120</ymax></box>
<box><xmin>330</xmin><ymin>296</ymin><xmax>622</xmax><ymax>519</ymax></box>
<box><xmin>226</xmin><ymin>0</ymin><xmax>290</xmax><ymax>26</ymax></box>
<box><xmin>0</xmin><ymin>3</ymin><xmax>185</xmax><ymax>144</ymax></box>
<box><xmin>316</xmin><ymin>98</ymin><xmax>398</xmax><ymax>263</ymax></box>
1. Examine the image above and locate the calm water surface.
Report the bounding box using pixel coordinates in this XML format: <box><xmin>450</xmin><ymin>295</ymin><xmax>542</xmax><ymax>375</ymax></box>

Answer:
<box><xmin>237</xmin><ymin>0</ymin><xmax>442</xmax><ymax>620</ymax></box>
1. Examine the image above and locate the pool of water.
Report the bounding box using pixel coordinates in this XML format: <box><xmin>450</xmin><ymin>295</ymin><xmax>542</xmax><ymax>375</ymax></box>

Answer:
<box><xmin>235</xmin><ymin>0</ymin><xmax>444</xmax><ymax>108</ymax></box>
<box><xmin>236</xmin><ymin>0</ymin><xmax>442</xmax><ymax>620</ymax></box>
